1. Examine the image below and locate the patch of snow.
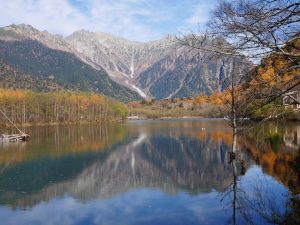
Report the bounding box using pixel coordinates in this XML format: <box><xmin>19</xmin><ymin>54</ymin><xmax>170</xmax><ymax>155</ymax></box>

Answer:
<box><xmin>166</xmin><ymin>76</ymin><xmax>186</xmax><ymax>99</ymax></box>
<box><xmin>130</xmin><ymin>53</ymin><xmax>135</xmax><ymax>78</ymax></box>
<box><xmin>131</xmin><ymin>84</ymin><xmax>147</xmax><ymax>98</ymax></box>
<box><xmin>125</xmin><ymin>80</ymin><xmax>147</xmax><ymax>98</ymax></box>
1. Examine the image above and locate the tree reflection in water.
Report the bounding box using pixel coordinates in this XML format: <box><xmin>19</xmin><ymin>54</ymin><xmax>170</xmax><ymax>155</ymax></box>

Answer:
<box><xmin>220</xmin><ymin>131</ymin><xmax>247</xmax><ymax>225</ymax></box>
<box><xmin>223</xmin><ymin>125</ymin><xmax>300</xmax><ymax>225</ymax></box>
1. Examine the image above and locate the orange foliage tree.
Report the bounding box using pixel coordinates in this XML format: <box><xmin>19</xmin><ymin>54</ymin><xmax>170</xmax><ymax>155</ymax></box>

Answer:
<box><xmin>0</xmin><ymin>89</ymin><xmax>128</xmax><ymax>125</ymax></box>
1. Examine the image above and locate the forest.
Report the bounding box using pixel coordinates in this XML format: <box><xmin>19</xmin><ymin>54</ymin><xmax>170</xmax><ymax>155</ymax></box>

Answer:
<box><xmin>0</xmin><ymin>89</ymin><xmax>128</xmax><ymax>125</ymax></box>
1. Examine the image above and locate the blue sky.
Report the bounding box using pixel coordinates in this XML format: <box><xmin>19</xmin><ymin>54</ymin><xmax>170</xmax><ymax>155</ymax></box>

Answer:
<box><xmin>0</xmin><ymin>0</ymin><xmax>218</xmax><ymax>41</ymax></box>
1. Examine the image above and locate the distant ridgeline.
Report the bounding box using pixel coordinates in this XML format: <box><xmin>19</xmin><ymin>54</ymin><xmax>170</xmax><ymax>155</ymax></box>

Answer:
<box><xmin>0</xmin><ymin>89</ymin><xmax>128</xmax><ymax>125</ymax></box>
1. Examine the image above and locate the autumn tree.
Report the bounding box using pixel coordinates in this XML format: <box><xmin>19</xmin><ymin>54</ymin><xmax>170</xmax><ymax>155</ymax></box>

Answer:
<box><xmin>179</xmin><ymin>0</ymin><xmax>300</xmax><ymax>129</ymax></box>
<box><xmin>0</xmin><ymin>89</ymin><xmax>128</xmax><ymax>125</ymax></box>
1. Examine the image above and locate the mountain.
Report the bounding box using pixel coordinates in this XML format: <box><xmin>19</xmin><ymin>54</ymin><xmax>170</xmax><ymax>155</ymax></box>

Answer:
<box><xmin>66</xmin><ymin>30</ymin><xmax>253</xmax><ymax>99</ymax></box>
<box><xmin>0</xmin><ymin>25</ymin><xmax>142</xmax><ymax>102</ymax></box>
<box><xmin>0</xmin><ymin>24</ymin><xmax>253</xmax><ymax>100</ymax></box>
<box><xmin>66</xmin><ymin>30</ymin><xmax>174</xmax><ymax>98</ymax></box>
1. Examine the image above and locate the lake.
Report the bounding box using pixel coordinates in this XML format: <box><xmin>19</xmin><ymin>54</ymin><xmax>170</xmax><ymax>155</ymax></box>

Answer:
<box><xmin>0</xmin><ymin>119</ymin><xmax>299</xmax><ymax>225</ymax></box>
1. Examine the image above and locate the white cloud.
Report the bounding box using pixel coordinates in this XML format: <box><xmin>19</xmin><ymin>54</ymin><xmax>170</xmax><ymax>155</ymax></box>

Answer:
<box><xmin>85</xmin><ymin>0</ymin><xmax>161</xmax><ymax>41</ymax></box>
<box><xmin>0</xmin><ymin>0</ymin><xmax>166</xmax><ymax>41</ymax></box>
<box><xmin>182</xmin><ymin>1</ymin><xmax>218</xmax><ymax>32</ymax></box>
<box><xmin>1</xmin><ymin>0</ymin><xmax>86</xmax><ymax>34</ymax></box>
<box><xmin>0</xmin><ymin>0</ymin><xmax>214</xmax><ymax>41</ymax></box>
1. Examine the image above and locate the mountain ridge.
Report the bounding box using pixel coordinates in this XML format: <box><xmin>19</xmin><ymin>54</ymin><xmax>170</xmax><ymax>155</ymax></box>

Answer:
<box><xmin>0</xmin><ymin>24</ymin><xmax>253</xmax><ymax>100</ymax></box>
<box><xmin>66</xmin><ymin>28</ymin><xmax>253</xmax><ymax>99</ymax></box>
<box><xmin>0</xmin><ymin>25</ymin><xmax>142</xmax><ymax>102</ymax></box>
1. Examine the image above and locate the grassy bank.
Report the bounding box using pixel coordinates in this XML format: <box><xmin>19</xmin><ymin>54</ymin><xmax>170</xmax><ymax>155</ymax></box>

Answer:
<box><xmin>128</xmin><ymin>99</ymin><xmax>227</xmax><ymax>119</ymax></box>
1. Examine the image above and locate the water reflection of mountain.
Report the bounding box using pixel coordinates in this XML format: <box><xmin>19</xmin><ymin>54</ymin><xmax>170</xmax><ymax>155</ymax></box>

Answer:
<box><xmin>140</xmin><ymin>135</ymin><xmax>232</xmax><ymax>193</ymax></box>
<box><xmin>0</xmin><ymin>124</ymin><xmax>241</xmax><ymax>208</ymax></box>
<box><xmin>1</xmin><ymin>120</ymin><xmax>298</xmax><ymax>210</ymax></box>
<box><xmin>0</xmin><ymin>124</ymin><xmax>131</xmax><ymax>207</ymax></box>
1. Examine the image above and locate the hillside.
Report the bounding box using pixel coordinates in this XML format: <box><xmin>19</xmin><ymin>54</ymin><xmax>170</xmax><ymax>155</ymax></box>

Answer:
<box><xmin>67</xmin><ymin>30</ymin><xmax>253</xmax><ymax>99</ymax></box>
<box><xmin>0</xmin><ymin>26</ymin><xmax>141</xmax><ymax>102</ymax></box>
<box><xmin>0</xmin><ymin>60</ymin><xmax>68</xmax><ymax>91</ymax></box>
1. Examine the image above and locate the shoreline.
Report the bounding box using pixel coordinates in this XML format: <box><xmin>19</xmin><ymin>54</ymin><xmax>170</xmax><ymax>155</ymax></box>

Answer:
<box><xmin>1</xmin><ymin>115</ymin><xmax>299</xmax><ymax>128</ymax></box>
<box><xmin>128</xmin><ymin>116</ymin><xmax>224</xmax><ymax>121</ymax></box>
<box><xmin>128</xmin><ymin>115</ymin><xmax>300</xmax><ymax>122</ymax></box>
<box><xmin>0</xmin><ymin>120</ymin><xmax>121</xmax><ymax>128</ymax></box>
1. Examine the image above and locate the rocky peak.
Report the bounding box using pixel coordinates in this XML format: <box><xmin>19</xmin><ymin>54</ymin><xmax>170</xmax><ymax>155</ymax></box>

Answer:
<box><xmin>3</xmin><ymin>24</ymin><xmax>70</xmax><ymax>51</ymax></box>
<box><xmin>65</xmin><ymin>30</ymin><xmax>176</xmax><ymax>86</ymax></box>
<box><xmin>4</xmin><ymin>24</ymin><xmax>38</xmax><ymax>34</ymax></box>
<box><xmin>2</xmin><ymin>24</ymin><xmax>102</xmax><ymax>70</ymax></box>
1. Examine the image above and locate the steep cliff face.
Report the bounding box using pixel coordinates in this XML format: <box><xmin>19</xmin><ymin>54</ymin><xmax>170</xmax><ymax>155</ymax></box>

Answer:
<box><xmin>137</xmin><ymin>47</ymin><xmax>218</xmax><ymax>99</ymax></box>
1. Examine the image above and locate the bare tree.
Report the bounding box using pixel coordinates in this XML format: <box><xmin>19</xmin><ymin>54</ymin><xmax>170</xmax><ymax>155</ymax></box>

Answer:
<box><xmin>178</xmin><ymin>0</ymin><xmax>300</xmax><ymax>129</ymax></box>
<box><xmin>181</xmin><ymin>0</ymin><xmax>300</xmax><ymax>59</ymax></box>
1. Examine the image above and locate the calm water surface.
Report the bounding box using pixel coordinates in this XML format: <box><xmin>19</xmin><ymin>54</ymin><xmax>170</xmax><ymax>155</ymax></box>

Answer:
<box><xmin>0</xmin><ymin>119</ymin><xmax>299</xmax><ymax>225</ymax></box>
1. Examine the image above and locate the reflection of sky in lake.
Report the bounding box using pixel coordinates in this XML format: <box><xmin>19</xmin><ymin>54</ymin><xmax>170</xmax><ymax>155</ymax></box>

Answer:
<box><xmin>0</xmin><ymin>166</ymin><xmax>289</xmax><ymax>225</ymax></box>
